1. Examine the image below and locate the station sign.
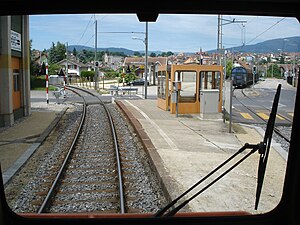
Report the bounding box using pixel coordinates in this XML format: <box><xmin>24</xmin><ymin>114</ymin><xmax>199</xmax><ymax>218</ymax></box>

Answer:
<box><xmin>11</xmin><ymin>30</ymin><xmax>21</xmax><ymax>52</ymax></box>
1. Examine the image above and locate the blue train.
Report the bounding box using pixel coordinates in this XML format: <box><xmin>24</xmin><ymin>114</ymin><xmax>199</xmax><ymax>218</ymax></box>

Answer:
<box><xmin>231</xmin><ymin>66</ymin><xmax>258</xmax><ymax>88</ymax></box>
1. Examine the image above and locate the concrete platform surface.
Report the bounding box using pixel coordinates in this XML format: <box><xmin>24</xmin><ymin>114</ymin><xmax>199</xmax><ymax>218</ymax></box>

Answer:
<box><xmin>116</xmin><ymin>98</ymin><xmax>287</xmax><ymax>214</ymax></box>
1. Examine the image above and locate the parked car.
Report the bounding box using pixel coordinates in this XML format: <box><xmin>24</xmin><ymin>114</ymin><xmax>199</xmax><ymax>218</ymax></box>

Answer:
<box><xmin>128</xmin><ymin>78</ymin><xmax>149</xmax><ymax>86</ymax></box>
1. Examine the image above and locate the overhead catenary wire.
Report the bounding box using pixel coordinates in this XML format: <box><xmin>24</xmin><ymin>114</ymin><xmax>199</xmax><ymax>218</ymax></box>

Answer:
<box><xmin>76</xmin><ymin>15</ymin><xmax>94</xmax><ymax>45</ymax></box>
<box><xmin>246</xmin><ymin>17</ymin><xmax>286</xmax><ymax>45</ymax></box>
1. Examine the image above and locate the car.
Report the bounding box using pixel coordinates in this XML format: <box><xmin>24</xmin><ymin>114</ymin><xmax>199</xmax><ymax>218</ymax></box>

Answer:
<box><xmin>128</xmin><ymin>78</ymin><xmax>149</xmax><ymax>86</ymax></box>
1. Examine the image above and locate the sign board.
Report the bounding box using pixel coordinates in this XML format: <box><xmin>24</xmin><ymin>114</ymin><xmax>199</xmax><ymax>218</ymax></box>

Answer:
<box><xmin>224</xmin><ymin>80</ymin><xmax>232</xmax><ymax>113</ymax></box>
<box><xmin>11</xmin><ymin>30</ymin><xmax>21</xmax><ymax>52</ymax></box>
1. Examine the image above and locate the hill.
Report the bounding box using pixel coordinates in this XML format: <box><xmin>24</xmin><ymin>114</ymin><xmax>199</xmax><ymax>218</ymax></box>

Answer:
<box><xmin>210</xmin><ymin>36</ymin><xmax>300</xmax><ymax>53</ymax></box>
<box><xmin>69</xmin><ymin>36</ymin><xmax>300</xmax><ymax>55</ymax></box>
<box><xmin>68</xmin><ymin>45</ymin><xmax>136</xmax><ymax>56</ymax></box>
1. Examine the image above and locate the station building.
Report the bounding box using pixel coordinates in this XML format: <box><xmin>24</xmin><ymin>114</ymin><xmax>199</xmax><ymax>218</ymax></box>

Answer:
<box><xmin>0</xmin><ymin>16</ymin><xmax>31</xmax><ymax>127</ymax></box>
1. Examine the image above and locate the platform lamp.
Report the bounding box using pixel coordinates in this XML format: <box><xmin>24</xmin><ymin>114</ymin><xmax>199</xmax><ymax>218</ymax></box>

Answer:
<box><xmin>132</xmin><ymin>21</ymin><xmax>148</xmax><ymax>99</ymax></box>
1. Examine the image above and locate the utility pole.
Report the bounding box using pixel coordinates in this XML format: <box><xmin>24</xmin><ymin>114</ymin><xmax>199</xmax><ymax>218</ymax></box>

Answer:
<box><xmin>217</xmin><ymin>16</ymin><xmax>247</xmax><ymax>66</ymax></box>
<box><xmin>217</xmin><ymin>15</ymin><xmax>222</xmax><ymax>65</ymax></box>
<box><xmin>94</xmin><ymin>18</ymin><xmax>98</xmax><ymax>90</ymax></box>
<box><xmin>144</xmin><ymin>21</ymin><xmax>148</xmax><ymax>99</ymax></box>
<box><xmin>66</xmin><ymin>42</ymin><xmax>68</xmax><ymax>87</ymax></box>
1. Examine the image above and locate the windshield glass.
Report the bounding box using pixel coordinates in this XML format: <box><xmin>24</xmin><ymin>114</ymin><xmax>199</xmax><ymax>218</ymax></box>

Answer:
<box><xmin>1</xmin><ymin>13</ymin><xmax>299</xmax><ymax>216</ymax></box>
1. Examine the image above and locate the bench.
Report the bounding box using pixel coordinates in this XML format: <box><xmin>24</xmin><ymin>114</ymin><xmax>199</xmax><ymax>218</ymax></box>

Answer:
<box><xmin>118</xmin><ymin>86</ymin><xmax>138</xmax><ymax>95</ymax></box>
<box><xmin>108</xmin><ymin>85</ymin><xmax>119</xmax><ymax>96</ymax></box>
<box><xmin>108</xmin><ymin>85</ymin><xmax>138</xmax><ymax>96</ymax></box>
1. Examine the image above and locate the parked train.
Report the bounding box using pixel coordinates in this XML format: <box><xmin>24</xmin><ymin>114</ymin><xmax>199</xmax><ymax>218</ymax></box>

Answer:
<box><xmin>231</xmin><ymin>65</ymin><xmax>259</xmax><ymax>88</ymax></box>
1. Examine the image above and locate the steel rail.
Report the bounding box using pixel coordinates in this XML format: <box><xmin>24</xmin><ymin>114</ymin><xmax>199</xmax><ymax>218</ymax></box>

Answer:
<box><xmin>234</xmin><ymin>89</ymin><xmax>290</xmax><ymax>143</ymax></box>
<box><xmin>37</xmin><ymin>88</ymin><xmax>87</xmax><ymax>213</ymax></box>
<box><xmin>66</xmin><ymin>85</ymin><xmax>126</xmax><ymax>213</ymax></box>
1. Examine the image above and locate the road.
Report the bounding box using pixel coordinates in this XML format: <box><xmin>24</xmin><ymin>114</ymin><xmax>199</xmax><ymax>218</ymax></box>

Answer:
<box><xmin>232</xmin><ymin>78</ymin><xmax>296</xmax><ymax>125</ymax></box>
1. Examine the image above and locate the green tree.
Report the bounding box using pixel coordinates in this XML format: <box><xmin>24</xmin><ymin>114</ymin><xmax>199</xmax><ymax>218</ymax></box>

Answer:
<box><xmin>267</xmin><ymin>64</ymin><xmax>281</xmax><ymax>78</ymax></box>
<box><xmin>134</xmin><ymin>51</ymin><xmax>142</xmax><ymax>57</ymax></box>
<box><xmin>159</xmin><ymin>51</ymin><xmax>174</xmax><ymax>57</ymax></box>
<box><xmin>150</xmin><ymin>52</ymin><xmax>156</xmax><ymax>57</ymax></box>
<box><xmin>48</xmin><ymin>41</ymin><xmax>66</xmax><ymax>64</ymax></box>
<box><xmin>48</xmin><ymin>64</ymin><xmax>60</xmax><ymax>75</ymax></box>
<box><xmin>73</xmin><ymin>47</ymin><xmax>77</xmax><ymax>57</ymax></box>
<box><xmin>225</xmin><ymin>60</ymin><xmax>233</xmax><ymax>79</ymax></box>
<box><xmin>29</xmin><ymin>40</ymin><xmax>40</xmax><ymax>76</ymax></box>
<box><xmin>81</xmin><ymin>70</ymin><xmax>95</xmax><ymax>80</ymax></box>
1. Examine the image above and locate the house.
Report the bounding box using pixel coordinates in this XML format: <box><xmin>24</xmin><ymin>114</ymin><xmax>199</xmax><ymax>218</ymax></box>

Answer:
<box><xmin>56</xmin><ymin>58</ymin><xmax>93</xmax><ymax>77</ymax></box>
<box><xmin>104</xmin><ymin>53</ymin><xmax>124</xmax><ymax>71</ymax></box>
<box><xmin>32</xmin><ymin>50</ymin><xmax>48</xmax><ymax>66</ymax></box>
<box><xmin>123</xmin><ymin>57</ymin><xmax>168</xmax><ymax>85</ymax></box>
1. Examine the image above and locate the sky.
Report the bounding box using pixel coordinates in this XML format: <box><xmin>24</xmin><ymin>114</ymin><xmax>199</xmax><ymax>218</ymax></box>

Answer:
<box><xmin>29</xmin><ymin>14</ymin><xmax>300</xmax><ymax>53</ymax></box>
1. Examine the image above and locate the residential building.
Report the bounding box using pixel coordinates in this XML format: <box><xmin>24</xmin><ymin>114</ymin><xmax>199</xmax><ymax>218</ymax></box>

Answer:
<box><xmin>56</xmin><ymin>58</ymin><xmax>93</xmax><ymax>77</ymax></box>
<box><xmin>0</xmin><ymin>16</ymin><xmax>31</xmax><ymax>127</ymax></box>
<box><xmin>123</xmin><ymin>57</ymin><xmax>168</xmax><ymax>85</ymax></box>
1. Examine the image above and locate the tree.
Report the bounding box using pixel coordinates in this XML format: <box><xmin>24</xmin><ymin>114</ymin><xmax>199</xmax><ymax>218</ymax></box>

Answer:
<box><xmin>48</xmin><ymin>64</ymin><xmax>60</xmax><ymax>75</ymax></box>
<box><xmin>159</xmin><ymin>51</ymin><xmax>174</xmax><ymax>57</ymax></box>
<box><xmin>81</xmin><ymin>70</ymin><xmax>95</xmax><ymax>80</ymax></box>
<box><xmin>73</xmin><ymin>48</ymin><xmax>77</xmax><ymax>57</ymax></box>
<box><xmin>150</xmin><ymin>52</ymin><xmax>156</xmax><ymax>57</ymax></box>
<box><xmin>226</xmin><ymin>60</ymin><xmax>233</xmax><ymax>79</ymax></box>
<box><xmin>48</xmin><ymin>41</ymin><xmax>66</xmax><ymax>64</ymax></box>
<box><xmin>134</xmin><ymin>51</ymin><xmax>142</xmax><ymax>57</ymax></box>
<box><xmin>267</xmin><ymin>64</ymin><xmax>281</xmax><ymax>78</ymax></box>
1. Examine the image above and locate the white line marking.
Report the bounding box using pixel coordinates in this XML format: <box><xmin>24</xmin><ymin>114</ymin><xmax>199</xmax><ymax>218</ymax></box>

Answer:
<box><xmin>125</xmin><ymin>100</ymin><xmax>179</xmax><ymax>151</ymax></box>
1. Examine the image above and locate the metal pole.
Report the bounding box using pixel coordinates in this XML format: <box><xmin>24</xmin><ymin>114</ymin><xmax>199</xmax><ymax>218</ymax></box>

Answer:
<box><xmin>94</xmin><ymin>19</ymin><xmax>98</xmax><ymax>90</ymax></box>
<box><xmin>46</xmin><ymin>62</ymin><xmax>49</xmax><ymax>104</ymax></box>
<box><xmin>217</xmin><ymin>15</ymin><xmax>221</xmax><ymax>65</ymax></box>
<box><xmin>66</xmin><ymin>42</ymin><xmax>68</xmax><ymax>78</ymax></box>
<box><xmin>65</xmin><ymin>42</ymin><xmax>68</xmax><ymax>94</ymax></box>
<box><xmin>144</xmin><ymin>21</ymin><xmax>148</xmax><ymax>99</ymax></box>
<box><xmin>229</xmin><ymin>79</ymin><xmax>232</xmax><ymax>133</ymax></box>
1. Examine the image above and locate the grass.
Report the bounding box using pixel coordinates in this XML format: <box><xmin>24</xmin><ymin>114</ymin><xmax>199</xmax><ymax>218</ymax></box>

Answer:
<box><xmin>31</xmin><ymin>86</ymin><xmax>58</xmax><ymax>91</ymax></box>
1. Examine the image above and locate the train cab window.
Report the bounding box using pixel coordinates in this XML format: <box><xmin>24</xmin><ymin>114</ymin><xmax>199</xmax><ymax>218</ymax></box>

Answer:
<box><xmin>175</xmin><ymin>70</ymin><xmax>197</xmax><ymax>102</ymax></box>
<box><xmin>0</xmin><ymin>11</ymin><xmax>299</xmax><ymax>225</ymax></box>
<box><xmin>157</xmin><ymin>71</ymin><xmax>166</xmax><ymax>99</ymax></box>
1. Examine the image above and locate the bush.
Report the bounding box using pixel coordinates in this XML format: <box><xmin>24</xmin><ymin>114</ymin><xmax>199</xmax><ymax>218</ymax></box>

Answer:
<box><xmin>104</xmin><ymin>71</ymin><xmax>119</xmax><ymax>79</ymax></box>
<box><xmin>81</xmin><ymin>70</ymin><xmax>95</xmax><ymax>80</ymax></box>
<box><xmin>30</xmin><ymin>76</ymin><xmax>45</xmax><ymax>89</ymax></box>
<box><xmin>118</xmin><ymin>73</ymin><xmax>136</xmax><ymax>84</ymax></box>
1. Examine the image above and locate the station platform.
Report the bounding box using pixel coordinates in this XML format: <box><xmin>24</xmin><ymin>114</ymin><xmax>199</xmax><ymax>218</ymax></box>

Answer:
<box><xmin>0</xmin><ymin>89</ymin><xmax>288</xmax><ymax>214</ymax></box>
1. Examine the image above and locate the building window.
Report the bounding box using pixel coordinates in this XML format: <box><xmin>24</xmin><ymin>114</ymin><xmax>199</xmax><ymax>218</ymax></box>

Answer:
<box><xmin>13</xmin><ymin>69</ymin><xmax>20</xmax><ymax>92</ymax></box>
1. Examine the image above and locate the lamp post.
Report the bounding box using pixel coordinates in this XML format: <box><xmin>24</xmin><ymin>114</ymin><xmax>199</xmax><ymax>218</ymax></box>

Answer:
<box><xmin>132</xmin><ymin>22</ymin><xmax>148</xmax><ymax>99</ymax></box>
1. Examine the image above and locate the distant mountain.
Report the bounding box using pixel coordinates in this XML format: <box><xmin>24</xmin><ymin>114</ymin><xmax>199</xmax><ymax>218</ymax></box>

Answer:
<box><xmin>68</xmin><ymin>45</ymin><xmax>137</xmax><ymax>56</ymax></box>
<box><xmin>69</xmin><ymin>36</ymin><xmax>300</xmax><ymax>56</ymax></box>
<box><xmin>209</xmin><ymin>36</ymin><xmax>300</xmax><ymax>53</ymax></box>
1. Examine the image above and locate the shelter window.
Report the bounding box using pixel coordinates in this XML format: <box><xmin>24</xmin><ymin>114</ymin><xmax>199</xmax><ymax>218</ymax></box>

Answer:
<box><xmin>157</xmin><ymin>71</ymin><xmax>166</xmax><ymax>99</ymax></box>
<box><xmin>200</xmin><ymin>71</ymin><xmax>221</xmax><ymax>90</ymax></box>
<box><xmin>175</xmin><ymin>71</ymin><xmax>197</xmax><ymax>102</ymax></box>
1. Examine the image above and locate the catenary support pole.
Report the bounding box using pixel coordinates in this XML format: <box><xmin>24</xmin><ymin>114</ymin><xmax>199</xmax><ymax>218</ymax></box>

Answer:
<box><xmin>46</xmin><ymin>62</ymin><xmax>49</xmax><ymax>104</ymax></box>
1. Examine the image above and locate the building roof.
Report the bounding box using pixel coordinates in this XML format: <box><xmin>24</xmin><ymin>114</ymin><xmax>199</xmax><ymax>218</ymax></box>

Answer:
<box><xmin>123</xmin><ymin>57</ymin><xmax>168</xmax><ymax>66</ymax></box>
<box><xmin>56</xmin><ymin>58</ymin><xmax>89</xmax><ymax>68</ymax></box>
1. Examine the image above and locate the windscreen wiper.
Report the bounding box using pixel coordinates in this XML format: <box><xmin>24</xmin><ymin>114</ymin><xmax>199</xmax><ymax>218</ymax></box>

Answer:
<box><xmin>155</xmin><ymin>84</ymin><xmax>281</xmax><ymax>217</ymax></box>
<box><xmin>255</xmin><ymin>84</ymin><xmax>281</xmax><ymax>209</ymax></box>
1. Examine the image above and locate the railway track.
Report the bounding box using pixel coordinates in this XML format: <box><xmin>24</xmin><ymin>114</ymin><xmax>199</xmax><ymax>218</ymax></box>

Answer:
<box><xmin>233</xmin><ymin>88</ymin><xmax>291</xmax><ymax>143</ymax></box>
<box><xmin>37</xmin><ymin>86</ymin><xmax>125</xmax><ymax>213</ymax></box>
<box><xmin>5</xmin><ymin>86</ymin><xmax>167</xmax><ymax>214</ymax></box>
